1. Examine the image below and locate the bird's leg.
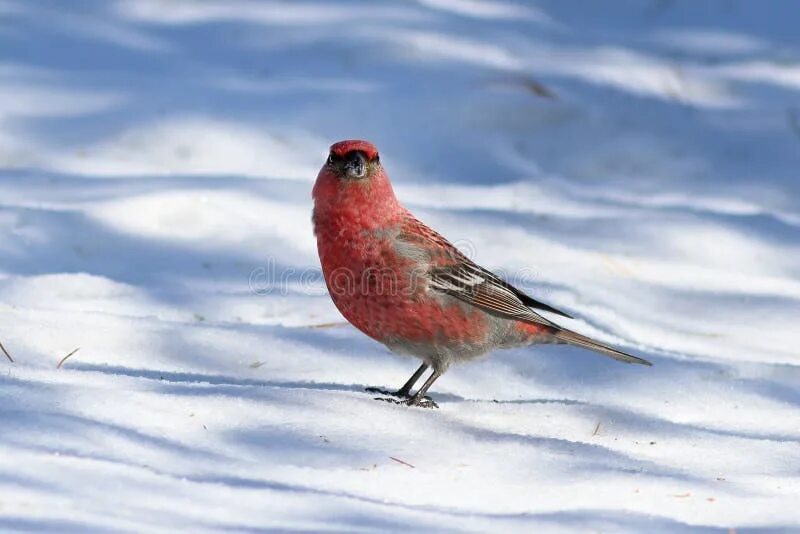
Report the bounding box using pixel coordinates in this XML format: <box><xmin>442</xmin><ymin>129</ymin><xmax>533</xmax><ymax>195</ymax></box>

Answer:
<box><xmin>366</xmin><ymin>363</ymin><xmax>428</xmax><ymax>399</ymax></box>
<box><xmin>405</xmin><ymin>369</ymin><xmax>441</xmax><ymax>409</ymax></box>
<box><xmin>395</xmin><ymin>363</ymin><xmax>429</xmax><ymax>397</ymax></box>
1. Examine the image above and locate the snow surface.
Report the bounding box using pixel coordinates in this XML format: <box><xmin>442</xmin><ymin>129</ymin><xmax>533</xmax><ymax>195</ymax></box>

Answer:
<box><xmin>1</xmin><ymin>0</ymin><xmax>799</xmax><ymax>531</ymax></box>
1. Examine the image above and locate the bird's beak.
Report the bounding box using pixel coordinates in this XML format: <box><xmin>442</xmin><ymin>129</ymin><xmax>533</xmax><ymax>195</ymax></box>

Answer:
<box><xmin>343</xmin><ymin>151</ymin><xmax>367</xmax><ymax>179</ymax></box>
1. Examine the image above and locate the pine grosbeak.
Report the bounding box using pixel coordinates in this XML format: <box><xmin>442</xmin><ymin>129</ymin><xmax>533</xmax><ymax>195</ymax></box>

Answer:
<box><xmin>313</xmin><ymin>140</ymin><xmax>651</xmax><ymax>408</ymax></box>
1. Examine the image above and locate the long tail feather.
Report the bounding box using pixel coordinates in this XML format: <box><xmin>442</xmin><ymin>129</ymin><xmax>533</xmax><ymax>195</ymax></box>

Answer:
<box><xmin>554</xmin><ymin>329</ymin><xmax>652</xmax><ymax>366</ymax></box>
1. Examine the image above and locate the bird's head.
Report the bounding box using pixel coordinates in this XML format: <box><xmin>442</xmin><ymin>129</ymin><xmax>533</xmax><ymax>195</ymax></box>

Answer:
<box><xmin>313</xmin><ymin>139</ymin><xmax>401</xmax><ymax>225</ymax></box>
<box><xmin>324</xmin><ymin>140</ymin><xmax>381</xmax><ymax>180</ymax></box>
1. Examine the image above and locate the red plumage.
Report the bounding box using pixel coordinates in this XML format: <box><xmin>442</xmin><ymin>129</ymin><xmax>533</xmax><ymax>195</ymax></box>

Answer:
<box><xmin>312</xmin><ymin>140</ymin><xmax>650</xmax><ymax>408</ymax></box>
<box><xmin>328</xmin><ymin>139</ymin><xmax>380</xmax><ymax>161</ymax></box>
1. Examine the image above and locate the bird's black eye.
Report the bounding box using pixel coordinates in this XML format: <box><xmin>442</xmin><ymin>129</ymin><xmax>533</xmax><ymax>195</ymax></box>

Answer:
<box><xmin>327</xmin><ymin>153</ymin><xmax>337</xmax><ymax>165</ymax></box>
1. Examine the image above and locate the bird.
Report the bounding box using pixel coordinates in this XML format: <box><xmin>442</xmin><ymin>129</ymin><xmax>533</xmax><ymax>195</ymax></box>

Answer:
<box><xmin>312</xmin><ymin>140</ymin><xmax>651</xmax><ymax>408</ymax></box>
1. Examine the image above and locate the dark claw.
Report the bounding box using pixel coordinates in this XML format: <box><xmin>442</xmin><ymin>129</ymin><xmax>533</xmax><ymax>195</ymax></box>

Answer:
<box><xmin>365</xmin><ymin>386</ymin><xmax>406</xmax><ymax>397</ymax></box>
<box><xmin>371</xmin><ymin>396</ymin><xmax>439</xmax><ymax>409</ymax></box>
<box><xmin>372</xmin><ymin>396</ymin><xmax>403</xmax><ymax>405</ymax></box>
<box><xmin>368</xmin><ymin>387</ymin><xmax>438</xmax><ymax>408</ymax></box>
<box><xmin>405</xmin><ymin>396</ymin><xmax>439</xmax><ymax>409</ymax></box>
<box><xmin>365</xmin><ymin>386</ymin><xmax>425</xmax><ymax>400</ymax></box>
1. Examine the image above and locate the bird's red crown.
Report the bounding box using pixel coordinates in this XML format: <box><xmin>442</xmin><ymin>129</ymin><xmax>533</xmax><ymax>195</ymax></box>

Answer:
<box><xmin>329</xmin><ymin>140</ymin><xmax>379</xmax><ymax>161</ymax></box>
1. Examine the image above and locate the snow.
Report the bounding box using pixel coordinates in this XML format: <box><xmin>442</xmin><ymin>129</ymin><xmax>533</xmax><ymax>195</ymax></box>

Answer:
<box><xmin>1</xmin><ymin>0</ymin><xmax>799</xmax><ymax>531</ymax></box>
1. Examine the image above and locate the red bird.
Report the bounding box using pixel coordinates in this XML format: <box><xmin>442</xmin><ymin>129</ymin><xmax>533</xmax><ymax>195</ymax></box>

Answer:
<box><xmin>313</xmin><ymin>140</ymin><xmax>651</xmax><ymax>408</ymax></box>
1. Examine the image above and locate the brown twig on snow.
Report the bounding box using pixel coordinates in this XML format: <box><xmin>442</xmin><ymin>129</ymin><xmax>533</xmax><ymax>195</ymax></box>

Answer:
<box><xmin>520</xmin><ymin>77</ymin><xmax>557</xmax><ymax>99</ymax></box>
<box><xmin>497</xmin><ymin>76</ymin><xmax>557</xmax><ymax>99</ymax></box>
<box><xmin>592</xmin><ymin>422</ymin><xmax>601</xmax><ymax>436</ymax></box>
<box><xmin>57</xmin><ymin>348</ymin><xmax>80</xmax><ymax>369</ymax></box>
<box><xmin>0</xmin><ymin>342</ymin><xmax>13</xmax><ymax>363</ymax></box>
<box><xmin>479</xmin><ymin>75</ymin><xmax>557</xmax><ymax>99</ymax></box>
<box><xmin>305</xmin><ymin>322</ymin><xmax>348</xmax><ymax>329</ymax></box>
<box><xmin>389</xmin><ymin>456</ymin><xmax>415</xmax><ymax>469</ymax></box>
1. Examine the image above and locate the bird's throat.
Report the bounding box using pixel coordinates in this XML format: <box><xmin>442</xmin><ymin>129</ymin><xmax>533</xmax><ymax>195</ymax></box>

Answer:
<box><xmin>312</xmin><ymin>169</ymin><xmax>405</xmax><ymax>234</ymax></box>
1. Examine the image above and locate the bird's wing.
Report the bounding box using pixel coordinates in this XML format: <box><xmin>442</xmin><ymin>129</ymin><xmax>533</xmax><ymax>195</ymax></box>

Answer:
<box><xmin>428</xmin><ymin>262</ymin><xmax>559</xmax><ymax>327</ymax></box>
<box><xmin>397</xmin><ymin>214</ymin><xmax>652</xmax><ymax>366</ymax></box>
<box><xmin>397</xmin><ymin>214</ymin><xmax>570</xmax><ymax>328</ymax></box>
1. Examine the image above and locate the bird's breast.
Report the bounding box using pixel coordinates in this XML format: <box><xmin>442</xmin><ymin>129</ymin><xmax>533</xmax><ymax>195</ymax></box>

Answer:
<box><xmin>314</xmin><ymin>220</ymin><xmax>492</xmax><ymax>350</ymax></box>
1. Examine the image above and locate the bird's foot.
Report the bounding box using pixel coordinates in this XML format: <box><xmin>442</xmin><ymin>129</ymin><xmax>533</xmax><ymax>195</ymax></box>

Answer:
<box><xmin>367</xmin><ymin>387</ymin><xmax>437</xmax><ymax>408</ymax></box>
<box><xmin>405</xmin><ymin>395</ymin><xmax>439</xmax><ymax>409</ymax></box>
<box><xmin>365</xmin><ymin>386</ymin><xmax>408</xmax><ymax>399</ymax></box>
<box><xmin>372</xmin><ymin>396</ymin><xmax>439</xmax><ymax>409</ymax></box>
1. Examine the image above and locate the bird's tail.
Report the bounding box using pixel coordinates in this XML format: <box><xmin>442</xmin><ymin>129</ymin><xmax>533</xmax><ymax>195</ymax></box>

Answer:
<box><xmin>553</xmin><ymin>328</ymin><xmax>652</xmax><ymax>366</ymax></box>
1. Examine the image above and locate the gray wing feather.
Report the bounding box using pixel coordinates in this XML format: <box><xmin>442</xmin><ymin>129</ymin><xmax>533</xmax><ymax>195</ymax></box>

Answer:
<box><xmin>429</xmin><ymin>264</ymin><xmax>558</xmax><ymax>328</ymax></box>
